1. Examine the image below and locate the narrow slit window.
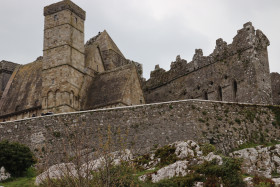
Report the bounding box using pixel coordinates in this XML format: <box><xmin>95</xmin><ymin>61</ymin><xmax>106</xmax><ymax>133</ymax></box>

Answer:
<box><xmin>233</xmin><ymin>80</ymin><xmax>237</xmax><ymax>101</ymax></box>
<box><xmin>204</xmin><ymin>92</ymin><xmax>208</xmax><ymax>100</ymax></box>
<box><xmin>218</xmin><ymin>86</ymin><xmax>223</xmax><ymax>101</ymax></box>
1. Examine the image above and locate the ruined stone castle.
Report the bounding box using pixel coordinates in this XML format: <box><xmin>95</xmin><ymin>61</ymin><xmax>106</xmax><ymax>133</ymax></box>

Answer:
<box><xmin>0</xmin><ymin>0</ymin><xmax>279</xmax><ymax>122</ymax></box>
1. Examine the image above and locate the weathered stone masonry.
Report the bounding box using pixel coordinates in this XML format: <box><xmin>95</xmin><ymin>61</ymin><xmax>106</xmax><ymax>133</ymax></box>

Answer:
<box><xmin>1</xmin><ymin>0</ymin><xmax>280</xmax><ymax>123</ymax></box>
<box><xmin>0</xmin><ymin>0</ymin><xmax>145</xmax><ymax>122</ymax></box>
<box><xmin>0</xmin><ymin>100</ymin><xmax>279</xmax><ymax>165</ymax></box>
<box><xmin>144</xmin><ymin>22</ymin><xmax>272</xmax><ymax>105</ymax></box>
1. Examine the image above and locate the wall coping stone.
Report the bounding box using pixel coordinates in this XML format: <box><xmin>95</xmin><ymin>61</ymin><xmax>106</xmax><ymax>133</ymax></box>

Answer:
<box><xmin>0</xmin><ymin>99</ymin><xmax>273</xmax><ymax>124</ymax></box>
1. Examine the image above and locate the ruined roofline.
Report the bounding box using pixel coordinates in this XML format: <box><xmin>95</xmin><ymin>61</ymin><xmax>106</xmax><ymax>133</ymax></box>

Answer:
<box><xmin>85</xmin><ymin>31</ymin><xmax>102</xmax><ymax>46</ymax></box>
<box><xmin>146</xmin><ymin>22</ymin><xmax>270</xmax><ymax>89</ymax></box>
<box><xmin>0</xmin><ymin>60</ymin><xmax>19</xmax><ymax>67</ymax></box>
<box><xmin>0</xmin><ymin>99</ymin><xmax>274</xmax><ymax>124</ymax></box>
<box><xmin>86</xmin><ymin>101</ymin><xmax>128</xmax><ymax>111</ymax></box>
<box><xmin>97</xmin><ymin>63</ymin><xmax>135</xmax><ymax>76</ymax></box>
<box><xmin>0</xmin><ymin>106</ymin><xmax>42</xmax><ymax>119</ymax></box>
<box><xmin>0</xmin><ymin>60</ymin><xmax>19</xmax><ymax>72</ymax></box>
<box><xmin>0</xmin><ymin>57</ymin><xmax>42</xmax><ymax>68</ymax></box>
<box><xmin>85</xmin><ymin>30</ymin><xmax>125</xmax><ymax>58</ymax></box>
<box><xmin>44</xmin><ymin>0</ymin><xmax>86</xmax><ymax>20</ymax></box>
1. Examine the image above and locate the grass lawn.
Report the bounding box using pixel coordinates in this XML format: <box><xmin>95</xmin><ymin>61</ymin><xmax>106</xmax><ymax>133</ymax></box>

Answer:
<box><xmin>0</xmin><ymin>177</ymin><xmax>36</xmax><ymax>187</ymax></box>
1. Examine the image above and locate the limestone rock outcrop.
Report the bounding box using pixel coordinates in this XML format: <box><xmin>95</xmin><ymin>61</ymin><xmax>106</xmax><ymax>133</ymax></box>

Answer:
<box><xmin>35</xmin><ymin>140</ymin><xmax>280</xmax><ymax>186</ymax></box>
<box><xmin>35</xmin><ymin>149</ymin><xmax>133</xmax><ymax>185</ymax></box>
<box><xmin>230</xmin><ymin>144</ymin><xmax>280</xmax><ymax>178</ymax></box>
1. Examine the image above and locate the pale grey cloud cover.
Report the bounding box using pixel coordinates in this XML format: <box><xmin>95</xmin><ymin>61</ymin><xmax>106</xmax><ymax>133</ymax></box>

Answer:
<box><xmin>0</xmin><ymin>0</ymin><xmax>279</xmax><ymax>78</ymax></box>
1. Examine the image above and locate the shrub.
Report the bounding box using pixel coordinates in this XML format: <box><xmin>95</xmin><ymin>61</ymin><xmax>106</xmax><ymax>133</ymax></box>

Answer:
<box><xmin>253</xmin><ymin>176</ymin><xmax>275</xmax><ymax>187</ymax></box>
<box><xmin>154</xmin><ymin>145</ymin><xmax>178</xmax><ymax>167</ymax></box>
<box><xmin>201</xmin><ymin>143</ymin><xmax>216</xmax><ymax>156</ymax></box>
<box><xmin>155</xmin><ymin>173</ymin><xmax>204</xmax><ymax>187</ymax></box>
<box><xmin>91</xmin><ymin>162</ymin><xmax>136</xmax><ymax>187</ymax></box>
<box><xmin>0</xmin><ymin>140</ymin><xmax>36</xmax><ymax>177</ymax></box>
<box><xmin>235</xmin><ymin>118</ymin><xmax>241</xmax><ymax>124</ymax></box>
<box><xmin>195</xmin><ymin>157</ymin><xmax>245</xmax><ymax>187</ymax></box>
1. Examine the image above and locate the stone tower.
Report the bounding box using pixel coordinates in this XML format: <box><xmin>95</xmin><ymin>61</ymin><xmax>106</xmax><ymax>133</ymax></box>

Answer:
<box><xmin>42</xmin><ymin>0</ymin><xmax>86</xmax><ymax>113</ymax></box>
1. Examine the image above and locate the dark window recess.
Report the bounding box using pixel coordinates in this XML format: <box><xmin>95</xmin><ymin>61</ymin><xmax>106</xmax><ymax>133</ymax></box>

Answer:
<box><xmin>218</xmin><ymin>86</ymin><xmax>223</xmax><ymax>101</ymax></box>
<box><xmin>15</xmin><ymin>105</ymin><xmax>20</xmax><ymax>112</ymax></box>
<box><xmin>204</xmin><ymin>92</ymin><xmax>208</xmax><ymax>100</ymax></box>
<box><xmin>233</xmin><ymin>80</ymin><xmax>237</xmax><ymax>100</ymax></box>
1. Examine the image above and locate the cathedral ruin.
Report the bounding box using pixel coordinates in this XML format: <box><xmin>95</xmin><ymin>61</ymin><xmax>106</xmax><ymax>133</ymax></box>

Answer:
<box><xmin>0</xmin><ymin>0</ymin><xmax>279</xmax><ymax>122</ymax></box>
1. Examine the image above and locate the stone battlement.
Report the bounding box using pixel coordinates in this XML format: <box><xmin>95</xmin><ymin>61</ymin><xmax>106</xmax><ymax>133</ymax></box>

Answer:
<box><xmin>144</xmin><ymin>22</ymin><xmax>271</xmax><ymax>106</ymax></box>
<box><xmin>145</xmin><ymin>22</ymin><xmax>270</xmax><ymax>91</ymax></box>
<box><xmin>44</xmin><ymin>0</ymin><xmax>86</xmax><ymax>20</ymax></box>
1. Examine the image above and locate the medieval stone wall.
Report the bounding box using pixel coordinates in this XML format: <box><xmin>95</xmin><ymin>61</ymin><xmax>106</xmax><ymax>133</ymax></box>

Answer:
<box><xmin>0</xmin><ymin>100</ymin><xmax>279</xmax><ymax>166</ymax></box>
<box><xmin>271</xmin><ymin>72</ymin><xmax>280</xmax><ymax>105</ymax></box>
<box><xmin>144</xmin><ymin>22</ymin><xmax>272</xmax><ymax>105</ymax></box>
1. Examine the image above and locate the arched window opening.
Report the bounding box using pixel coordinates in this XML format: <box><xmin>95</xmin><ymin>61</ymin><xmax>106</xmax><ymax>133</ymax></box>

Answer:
<box><xmin>218</xmin><ymin>86</ymin><xmax>222</xmax><ymax>101</ymax></box>
<box><xmin>15</xmin><ymin>105</ymin><xmax>20</xmax><ymax>112</ymax></box>
<box><xmin>47</xmin><ymin>91</ymin><xmax>55</xmax><ymax>108</ymax></box>
<box><xmin>55</xmin><ymin>90</ymin><xmax>61</xmax><ymax>106</ymax></box>
<box><xmin>233</xmin><ymin>80</ymin><xmax>238</xmax><ymax>101</ymax></box>
<box><xmin>70</xmin><ymin>91</ymin><xmax>74</xmax><ymax>107</ymax></box>
<box><xmin>204</xmin><ymin>92</ymin><xmax>208</xmax><ymax>100</ymax></box>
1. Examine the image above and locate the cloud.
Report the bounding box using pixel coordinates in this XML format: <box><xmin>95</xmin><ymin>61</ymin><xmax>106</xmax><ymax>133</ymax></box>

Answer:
<box><xmin>0</xmin><ymin>0</ymin><xmax>279</xmax><ymax>78</ymax></box>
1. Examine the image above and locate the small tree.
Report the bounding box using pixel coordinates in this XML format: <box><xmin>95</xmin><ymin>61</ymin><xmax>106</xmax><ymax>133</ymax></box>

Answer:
<box><xmin>0</xmin><ymin>140</ymin><xmax>36</xmax><ymax>177</ymax></box>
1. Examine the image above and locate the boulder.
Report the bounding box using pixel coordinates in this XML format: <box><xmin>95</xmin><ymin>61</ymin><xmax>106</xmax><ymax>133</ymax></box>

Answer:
<box><xmin>231</xmin><ymin>144</ymin><xmax>280</xmax><ymax>178</ymax></box>
<box><xmin>174</xmin><ymin>140</ymin><xmax>203</xmax><ymax>159</ymax></box>
<box><xmin>0</xmin><ymin>167</ymin><xmax>11</xmax><ymax>182</ymax></box>
<box><xmin>35</xmin><ymin>163</ymin><xmax>77</xmax><ymax>185</ymax></box>
<box><xmin>35</xmin><ymin>149</ymin><xmax>133</xmax><ymax>185</ymax></box>
<box><xmin>150</xmin><ymin>160</ymin><xmax>189</xmax><ymax>183</ymax></box>
<box><xmin>203</xmin><ymin>152</ymin><xmax>223</xmax><ymax>165</ymax></box>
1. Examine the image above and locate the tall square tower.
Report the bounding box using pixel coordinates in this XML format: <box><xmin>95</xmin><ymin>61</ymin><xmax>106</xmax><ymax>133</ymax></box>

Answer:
<box><xmin>42</xmin><ymin>0</ymin><xmax>86</xmax><ymax>113</ymax></box>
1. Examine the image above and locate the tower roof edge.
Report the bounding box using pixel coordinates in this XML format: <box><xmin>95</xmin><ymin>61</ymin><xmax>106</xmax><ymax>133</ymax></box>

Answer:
<box><xmin>44</xmin><ymin>0</ymin><xmax>86</xmax><ymax>20</ymax></box>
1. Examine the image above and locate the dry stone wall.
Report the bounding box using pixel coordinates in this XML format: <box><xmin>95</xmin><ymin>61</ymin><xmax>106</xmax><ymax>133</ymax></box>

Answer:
<box><xmin>0</xmin><ymin>100</ymin><xmax>280</xmax><ymax>166</ymax></box>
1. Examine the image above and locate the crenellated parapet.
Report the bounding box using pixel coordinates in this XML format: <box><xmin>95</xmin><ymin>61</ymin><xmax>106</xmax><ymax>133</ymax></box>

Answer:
<box><xmin>144</xmin><ymin>22</ymin><xmax>272</xmax><ymax>105</ymax></box>
<box><xmin>145</xmin><ymin>22</ymin><xmax>270</xmax><ymax>90</ymax></box>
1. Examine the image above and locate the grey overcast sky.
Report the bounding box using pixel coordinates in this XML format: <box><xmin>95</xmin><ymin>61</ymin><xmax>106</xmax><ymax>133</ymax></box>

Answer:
<box><xmin>0</xmin><ymin>0</ymin><xmax>280</xmax><ymax>79</ymax></box>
